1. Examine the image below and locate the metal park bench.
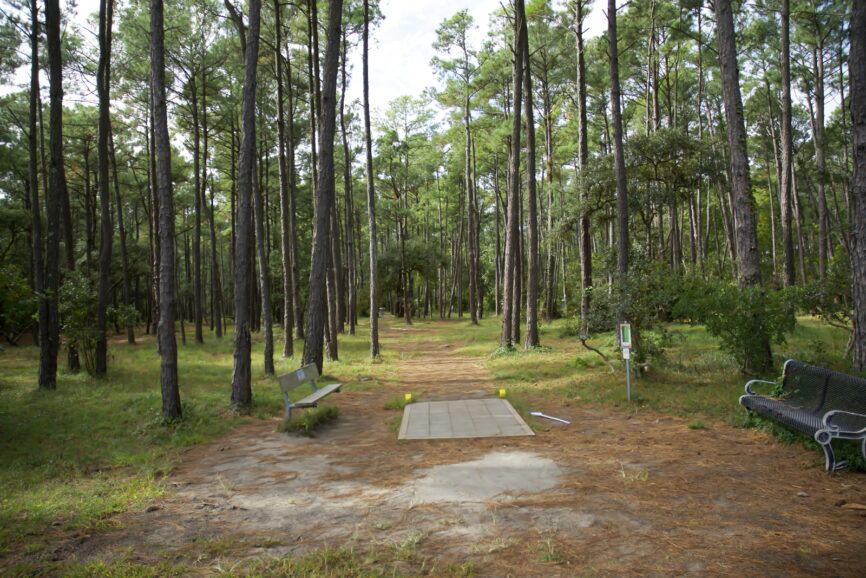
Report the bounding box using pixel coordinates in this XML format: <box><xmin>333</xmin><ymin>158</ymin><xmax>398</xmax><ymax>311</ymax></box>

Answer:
<box><xmin>278</xmin><ymin>363</ymin><xmax>341</xmax><ymax>420</ymax></box>
<box><xmin>739</xmin><ymin>359</ymin><xmax>866</xmax><ymax>471</ymax></box>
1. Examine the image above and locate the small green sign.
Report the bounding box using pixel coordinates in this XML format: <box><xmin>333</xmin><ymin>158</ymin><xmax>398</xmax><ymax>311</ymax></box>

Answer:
<box><xmin>619</xmin><ymin>322</ymin><xmax>632</xmax><ymax>348</ymax></box>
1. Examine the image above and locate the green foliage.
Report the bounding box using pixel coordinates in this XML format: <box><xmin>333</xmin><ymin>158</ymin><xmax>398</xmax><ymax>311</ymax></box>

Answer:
<box><xmin>59</xmin><ymin>270</ymin><xmax>99</xmax><ymax>374</ymax></box>
<box><xmin>570</xmin><ymin>258</ymin><xmax>680</xmax><ymax>361</ymax></box>
<box><xmin>279</xmin><ymin>405</ymin><xmax>340</xmax><ymax>436</ymax></box>
<box><xmin>110</xmin><ymin>303</ymin><xmax>140</xmax><ymax>331</ymax></box>
<box><xmin>673</xmin><ymin>279</ymin><xmax>797</xmax><ymax>373</ymax></box>
<box><xmin>798</xmin><ymin>254</ymin><xmax>852</xmax><ymax>357</ymax></box>
<box><xmin>0</xmin><ymin>266</ymin><xmax>35</xmax><ymax>345</ymax></box>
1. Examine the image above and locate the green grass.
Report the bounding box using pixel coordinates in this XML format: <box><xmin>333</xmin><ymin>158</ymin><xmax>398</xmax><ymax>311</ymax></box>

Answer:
<box><xmin>278</xmin><ymin>404</ymin><xmax>340</xmax><ymax>435</ymax></box>
<box><xmin>383</xmin><ymin>393</ymin><xmax>417</xmax><ymax>410</ymax></box>
<box><xmin>22</xmin><ymin>546</ymin><xmax>401</xmax><ymax>577</ymax></box>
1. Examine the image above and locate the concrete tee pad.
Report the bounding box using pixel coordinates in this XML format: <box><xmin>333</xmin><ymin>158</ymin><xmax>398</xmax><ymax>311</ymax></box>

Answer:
<box><xmin>398</xmin><ymin>399</ymin><xmax>534</xmax><ymax>440</ymax></box>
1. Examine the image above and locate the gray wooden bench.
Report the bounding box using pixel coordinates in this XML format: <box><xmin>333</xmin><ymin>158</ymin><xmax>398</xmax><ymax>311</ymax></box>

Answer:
<box><xmin>278</xmin><ymin>363</ymin><xmax>341</xmax><ymax>420</ymax></box>
<box><xmin>739</xmin><ymin>359</ymin><xmax>866</xmax><ymax>471</ymax></box>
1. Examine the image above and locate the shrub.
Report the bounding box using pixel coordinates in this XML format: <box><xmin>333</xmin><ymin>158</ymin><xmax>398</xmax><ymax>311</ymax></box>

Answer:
<box><xmin>673</xmin><ymin>278</ymin><xmax>797</xmax><ymax>374</ymax></box>
<box><xmin>0</xmin><ymin>267</ymin><xmax>36</xmax><ymax>345</ymax></box>
<box><xmin>59</xmin><ymin>271</ymin><xmax>99</xmax><ymax>374</ymax></box>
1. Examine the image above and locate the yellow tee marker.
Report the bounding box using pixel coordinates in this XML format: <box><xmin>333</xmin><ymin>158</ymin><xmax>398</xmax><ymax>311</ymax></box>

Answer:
<box><xmin>404</xmin><ymin>393</ymin><xmax>412</xmax><ymax>402</ymax></box>
<box><xmin>498</xmin><ymin>388</ymin><xmax>507</xmax><ymax>398</ymax></box>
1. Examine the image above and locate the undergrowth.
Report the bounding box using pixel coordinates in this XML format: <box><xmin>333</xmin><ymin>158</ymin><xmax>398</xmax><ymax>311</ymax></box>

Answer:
<box><xmin>279</xmin><ymin>405</ymin><xmax>340</xmax><ymax>435</ymax></box>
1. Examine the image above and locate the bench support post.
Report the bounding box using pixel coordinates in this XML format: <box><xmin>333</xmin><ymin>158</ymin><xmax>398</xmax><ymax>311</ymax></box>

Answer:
<box><xmin>816</xmin><ymin>430</ymin><xmax>848</xmax><ymax>472</ymax></box>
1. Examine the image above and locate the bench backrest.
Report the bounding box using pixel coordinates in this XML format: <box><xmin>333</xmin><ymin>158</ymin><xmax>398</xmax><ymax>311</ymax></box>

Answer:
<box><xmin>782</xmin><ymin>359</ymin><xmax>866</xmax><ymax>417</ymax></box>
<box><xmin>278</xmin><ymin>363</ymin><xmax>320</xmax><ymax>393</ymax></box>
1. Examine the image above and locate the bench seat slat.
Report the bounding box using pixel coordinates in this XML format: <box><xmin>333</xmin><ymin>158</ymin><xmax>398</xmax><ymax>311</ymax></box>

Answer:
<box><xmin>296</xmin><ymin>382</ymin><xmax>341</xmax><ymax>407</ymax></box>
<box><xmin>741</xmin><ymin>395</ymin><xmax>823</xmax><ymax>434</ymax></box>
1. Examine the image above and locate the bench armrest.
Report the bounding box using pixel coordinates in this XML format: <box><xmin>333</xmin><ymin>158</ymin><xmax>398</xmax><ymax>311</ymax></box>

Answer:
<box><xmin>744</xmin><ymin>379</ymin><xmax>777</xmax><ymax>395</ymax></box>
<box><xmin>823</xmin><ymin>410</ymin><xmax>866</xmax><ymax>434</ymax></box>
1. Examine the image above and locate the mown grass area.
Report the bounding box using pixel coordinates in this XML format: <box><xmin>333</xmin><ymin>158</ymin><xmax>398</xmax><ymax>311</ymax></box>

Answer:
<box><xmin>0</xmin><ymin>321</ymin><xmax>393</xmax><ymax>558</ymax></box>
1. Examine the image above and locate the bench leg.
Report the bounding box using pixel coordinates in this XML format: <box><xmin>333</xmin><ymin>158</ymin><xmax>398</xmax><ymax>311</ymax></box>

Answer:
<box><xmin>816</xmin><ymin>431</ymin><xmax>847</xmax><ymax>472</ymax></box>
<box><xmin>282</xmin><ymin>392</ymin><xmax>293</xmax><ymax>422</ymax></box>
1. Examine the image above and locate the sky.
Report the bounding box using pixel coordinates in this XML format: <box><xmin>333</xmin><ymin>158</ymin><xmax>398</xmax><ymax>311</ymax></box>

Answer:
<box><xmin>345</xmin><ymin>0</ymin><xmax>606</xmax><ymax>113</ymax></box>
<box><xmin>4</xmin><ymin>0</ymin><xmax>608</xmax><ymax>115</ymax></box>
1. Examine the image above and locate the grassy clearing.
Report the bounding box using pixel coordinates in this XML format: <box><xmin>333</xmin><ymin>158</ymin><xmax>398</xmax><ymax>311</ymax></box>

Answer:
<box><xmin>0</xmin><ymin>320</ymin><xmax>391</xmax><ymax>557</ymax></box>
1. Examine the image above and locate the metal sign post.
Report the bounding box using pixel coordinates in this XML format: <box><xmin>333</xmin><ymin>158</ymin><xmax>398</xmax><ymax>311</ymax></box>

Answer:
<box><xmin>620</xmin><ymin>323</ymin><xmax>632</xmax><ymax>401</ymax></box>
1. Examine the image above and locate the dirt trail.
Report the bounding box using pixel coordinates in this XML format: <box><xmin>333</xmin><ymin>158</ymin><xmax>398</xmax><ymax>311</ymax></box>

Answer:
<box><xmin>21</xmin><ymin>321</ymin><xmax>866</xmax><ymax>576</ymax></box>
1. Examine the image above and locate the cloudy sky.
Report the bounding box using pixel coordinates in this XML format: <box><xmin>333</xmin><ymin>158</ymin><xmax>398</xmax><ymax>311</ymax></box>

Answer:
<box><xmin>346</xmin><ymin>0</ymin><xmax>607</xmax><ymax>111</ymax></box>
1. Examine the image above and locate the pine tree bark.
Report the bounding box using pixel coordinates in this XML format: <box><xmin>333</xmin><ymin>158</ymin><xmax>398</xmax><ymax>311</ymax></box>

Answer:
<box><xmin>575</xmin><ymin>0</ymin><xmax>591</xmax><ymax>335</ymax></box>
<box><xmin>231</xmin><ymin>0</ymin><xmax>263</xmax><ymax>410</ymax></box>
<box><xmin>253</xmin><ymin>158</ymin><xmax>275</xmax><ymax>374</ymax></box>
<box><xmin>811</xmin><ymin>41</ymin><xmax>830</xmax><ymax>282</ymax></box>
<box><xmin>30</xmin><ymin>0</ymin><xmax>50</xmax><ymax>383</ymax></box>
<box><xmin>190</xmin><ymin>73</ymin><xmax>204</xmax><ymax>344</ymax></box>
<box><xmin>850</xmin><ymin>0</ymin><xmax>866</xmax><ymax>370</ymax></box>
<box><xmin>523</xmin><ymin>39</ymin><xmax>540</xmax><ymax>349</ymax></box>
<box><xmin>42</xmin><ymin>0</ymin><xmax>69</xmax><ymax>389</ymax></box>
<box><xmin>110</xmin><ymin>129</ymin><xmax>134</xmax><ymax>344</ymax></box>
<box><xmin>151</xmin><ymin>0</ymin><xmax>181</xmax><ymax>419</ymax></box>
<box><xmin>202</xmin><ymin>69</ymin><xmax>222</xmax><ymax>339</ymax></box>
<box><xmin>780</xmin><ymin>0</ymin><xmax>796</xmax><ymax>286</ymax></box>
<box><xmin>303</xmin><ymin>0</ymin><xmax>344</xmax><ymax>373</ymax></box>
<box><xmin>609</xmin><ymin>0</ymin><xmax>628</xmax><ymax>281</ymax></box>
<box><xmin>714</xmin><ymin>0</ymin><xmax>772</xmax><ymax>373</ymax></box>
<box><xmin>95</xmin><ymin>0</ymin><xmax>114</xmax><ymax>375</ymax></box>
<box><xmin>363</xmin><ymin>0</ymin><xmax>380</xmax><ymax>358</ymax></box>
<box><xmin>273</xmin><ymin>0</ymin><xmax>293</xmax><ymax>357</ymax></box>
<box><xmin>500</xmin><ymin>0</ymin><xmax>525</xmax><ymax>348</ymax></box>
<box><xmin>339</xmin><ymin>30</ymin><xmax>356</xmax><ymax>336</ymax></box>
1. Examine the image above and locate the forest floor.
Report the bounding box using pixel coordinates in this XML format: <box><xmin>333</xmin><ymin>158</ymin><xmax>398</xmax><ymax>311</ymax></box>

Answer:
<box><xmin>5</xmin><ymin>318</ymin><xmax>866</xmax><ymax>576</ymax></box>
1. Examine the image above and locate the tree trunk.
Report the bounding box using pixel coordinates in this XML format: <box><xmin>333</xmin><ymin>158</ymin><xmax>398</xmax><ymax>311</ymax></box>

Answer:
<box><xmin>190</xmin><ymin>73</ymin><xmax>204</xmax><ymax>344</ymax></box>
<box><xmin>811</xmin><ymin>43</ymin><xmax>830</xmax><ymax>282</ymax></box>
<box><xmin>500</xmin><ymin>0</ymin><xmax>525</xmax><ymax>348</ymax></box>
<box><xmin>850</xmin><ymin>0</ymin><xmax>866</xmax><ymax>370</ymax></box>
<box><xmin>95</xmin><ymin>0</ymin><xmax>115</xmax><ymax>375</ymax></box>
<box><xmin>253</xmin><ymin>159</ymin><xmax>275</xmax><ymax>374</ymax></box>
<box><xmin>110</xmin><ymin>128</ymin><xmax>134</xmax><ymax>344</ymax></box>
<box><xmin>363</xmin><ymin>0</ymin><xmax>379</xmax><ymax>357</ymax></box>
<box><xmin>609</xmin><ymin>1</ymin><xmax>629</xmax><ymax>282</ymax></box>
<box><xmin>30</xmin><ymin>0</ymin><xmax>50</xmax><ymax>384</ymax></box>
<box><xmin>780</xmin><ymin>0</ymin><xmax>796</xmax><ymax>286</ymax></box>
<box><xmin>303</xmin><ymin>0</ymin><xmax>344</xmax><ymax>373</ymax></box>
<box><xmin>151</xmin><ymin>0</ymin><xmax>181</xmax><ymax>419</ymax></box>
<box><xmin>523</xmin><ymin>39</ymin><xmax>540</xmax><ymax>349</ymax></box>
<box><xmin>231</xmin><ymin>0</ymin><xmax>263</xmax><ymax>410</ymax></box>
<box><xmin>339</xmin><ymin>30</ymin><xmax>356</xmax><ymax>336</ymax></box>
<box><xmin>202</xmin><ymin>68</ymin><xmax>222</xmax><ymax>339</ymax></box>
<box><xmin>576</xmin><ymin>0</ymin><xmax>591</xmax><ymax>334</ymax></box>
<box><xmin>714</xmin><ymin>0</ymin><xmax>772</xmax><ymax>373</ymax></box>
<box><xmin>274</xmin><ymin>0</ymin><xmax>293</xmax><ymax>357</ymax></box>
<box><xmin>42</xmin><ymin>0</ymin><xmax>71</xmax><ymax>388</ymax></box>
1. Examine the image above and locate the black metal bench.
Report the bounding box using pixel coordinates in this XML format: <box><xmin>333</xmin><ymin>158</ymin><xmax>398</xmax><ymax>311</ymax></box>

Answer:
<box><xmin>278</xmin><ymin>363</ymin><xmax>341</xmax><ymax>421</ymax></box>
<box><xmin>739</xmin><ymin>359</ymin><xmax>866</xmax><ymax>471</ymax></box>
